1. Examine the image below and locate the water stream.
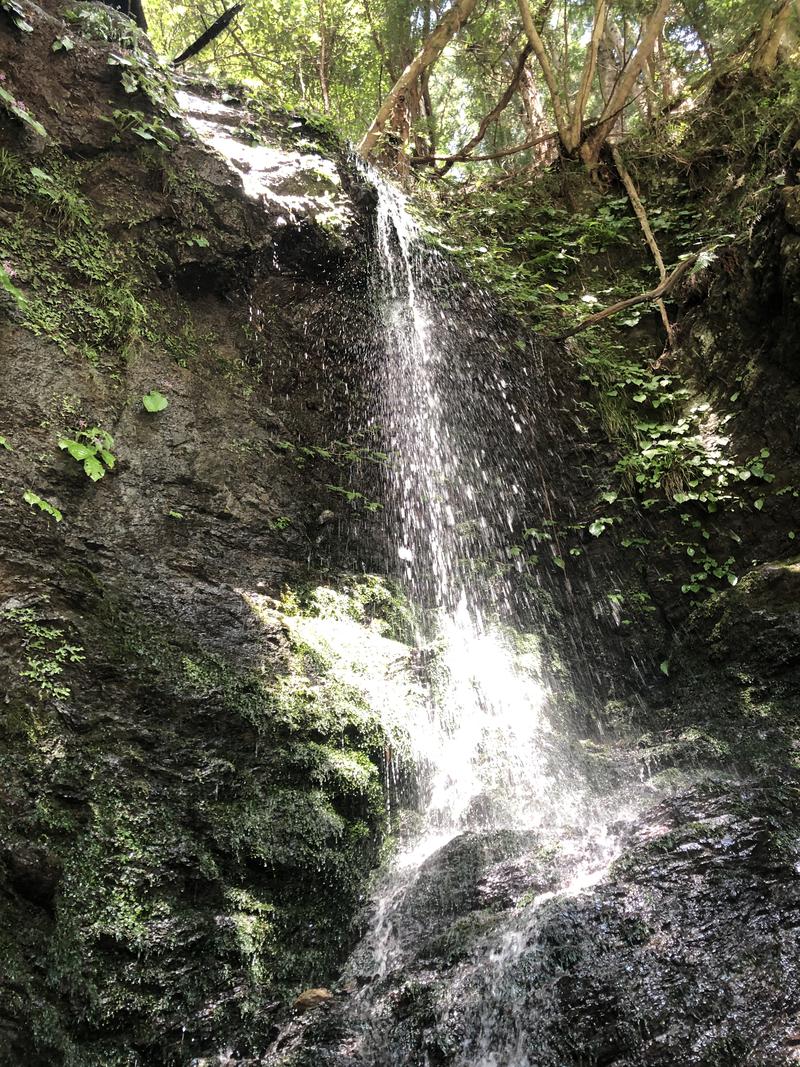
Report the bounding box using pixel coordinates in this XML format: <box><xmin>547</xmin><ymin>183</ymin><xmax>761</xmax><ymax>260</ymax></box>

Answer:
<box><xmin>341</xmin><ymin>176</ymin><xmax>624</xmax><ymax>1064</ymax></box>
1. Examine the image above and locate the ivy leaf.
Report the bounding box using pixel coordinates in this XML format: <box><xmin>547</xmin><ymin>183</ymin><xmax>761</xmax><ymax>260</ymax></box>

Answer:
<box><xmin>83</xmin><ymin>456</ymin><xmax>106</xmax><ymax>481</ymax></box>
<box><xmin>659</xmin><ymin>660</ymin><xmax>670</xmax><ymax>676</ymax></box>
<box><xmin>142</xmin><ymin>390</ymin><xmax>168</xmax><ymax>413</ymax></box>
<box><xmin>52</xmin><ymin>34</ymin><xmax>74</xmax><ymax>51</ymax></box>
<box><xmin>754</xmin><ymin>498</ymin><xmax>765</xmax><ymax>511</ymax></box>
<box><xmin>588</xmin><ymin>520</ymin><xmax>608</xmax><ymax>537</ymax></box>
<box><xmin>600</xmin><ymin>490</ymin><xmax>618</xmax><ymax>504</ymax></box>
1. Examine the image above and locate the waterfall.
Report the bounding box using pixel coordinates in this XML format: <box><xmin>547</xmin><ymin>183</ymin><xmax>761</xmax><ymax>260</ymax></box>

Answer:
<box><xmin>370</xmin><ymin>173</ymin><xmax>564</xmax><ymax>838</ymax></box>
<box><xmin>328</xmin><ymin>173</ymin><xmax>623</xmax><ymax>1063</ymax></box>
<box><xmin>175</xmin><ymin>93</ymin><xmax>623</xmax><ymax>1057</ymax></box>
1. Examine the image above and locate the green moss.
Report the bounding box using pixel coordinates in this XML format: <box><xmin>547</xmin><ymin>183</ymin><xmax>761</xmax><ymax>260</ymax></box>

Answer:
<box><xmin>0</xmin><ymin>575</ymin><xmax>408</xmax><ymax>1061</ymax></box>
<box><xmin>0</xmin><ymin>150</ymin><xmax>151</xmax><ymax>365</ymax></box>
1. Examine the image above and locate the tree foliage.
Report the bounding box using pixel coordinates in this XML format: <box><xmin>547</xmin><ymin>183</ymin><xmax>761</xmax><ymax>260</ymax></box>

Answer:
<box><xmin>145</xmin><ymin>0</ymin><xmax>798</xmax><ymax>173</ymax></box>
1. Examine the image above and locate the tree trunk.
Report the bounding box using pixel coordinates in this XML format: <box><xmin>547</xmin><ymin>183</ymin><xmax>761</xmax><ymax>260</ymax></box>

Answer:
<box><xmin>569</xmin><ymin>0</ymin><xmax>608</xmax><ymax>148</ymax></box>
<box><xmin>517</xmin><ymin>0</ymin><xmax>571</xmax><ymax>148</ymax></box>
<box><xmin>317</xmin><ymin>0</ymin><xmax>331</xmax><ymax>112</ymax></box>
<box><xmin>357</xmin><ymin>0</ymin><xmax>479</xmax><ymax>160</ymax></box>
<box><xmin>752</xmin><ymin>0</ymin><xmax>793</xmax><ymax>74</ymax></box>
<box><xmin>580</xmin><ymin>0</ymin><xmax>672</xmax><ymax>168</ymax></box>
<box><xmin>518</xmin><ymin>63</ymin><xmax>553</xmax><ymax>166</ymax></box>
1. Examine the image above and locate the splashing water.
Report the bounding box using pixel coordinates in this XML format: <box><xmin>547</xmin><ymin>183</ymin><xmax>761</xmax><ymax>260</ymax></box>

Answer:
<box><xmin>350</xmin><ymin>172</ymin><xmax>623</xmax><ymax>1038</ymax></box>
<box><xmin>371</xmin><ymin>172</ymin><xmax>570</xmax><ymax>838</ymax></box>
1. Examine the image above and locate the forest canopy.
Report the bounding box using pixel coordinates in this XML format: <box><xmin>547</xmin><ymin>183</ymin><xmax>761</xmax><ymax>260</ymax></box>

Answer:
<box><xmin>146</xmin><ymin>0</ymin><xmax>799</xmax><ymax>175</ymax></box>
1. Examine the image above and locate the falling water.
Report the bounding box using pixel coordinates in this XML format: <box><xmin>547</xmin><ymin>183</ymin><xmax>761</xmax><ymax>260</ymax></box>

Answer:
<box><xmin>338</xmin><ymin>173</ymin><xmax>624</xmax><ymax>1063</ymax></box>
<box><xmin>372</xmin><ymin>173</ymin><xmax>563</xmax><ymax>835</ymax></box>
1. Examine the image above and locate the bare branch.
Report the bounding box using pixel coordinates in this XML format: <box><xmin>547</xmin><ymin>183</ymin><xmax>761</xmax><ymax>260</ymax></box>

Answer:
<box><xmin>433</xmin><ymin>42</ymin><xmax>532</xmax><ymax>174</ymax></box>
<box><xmin>611</xmin><ymin>144</ymin><xmax>672</xmax><ymax>339</ymax></box>
<box><xmin>551</xmin><ymin>254</ymin><xmax>700</xmax><ymax>340</ymax></box>
<box><xmin>412</xmin><ymin>128</ymin><xmax>559</xmax><ymax>165</ymax></box>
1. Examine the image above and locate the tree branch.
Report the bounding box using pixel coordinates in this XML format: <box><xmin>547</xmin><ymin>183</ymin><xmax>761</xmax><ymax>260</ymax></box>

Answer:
<box><xmin>433</xmin><ymin>41</ymin><xmax>532</xmax><ymax>174</ymax></box>
<box><xmin>551</xmin><ymin>253</ymin><xmax>700</xmax><ymax>340</ymax></box>
<box><xmin>357</xmin><ymin>0</ymin><xmax>480</xmax><ymax>159</ymax></box>
<box><xmin>412</xmin><ymin>128</ymin><xmax>559</xmax><ymax>165</ymax></box>
<box><xmin>611</xmin><ymin>144</ymin><xmax>672</xmax><ymax>339</ymax></box>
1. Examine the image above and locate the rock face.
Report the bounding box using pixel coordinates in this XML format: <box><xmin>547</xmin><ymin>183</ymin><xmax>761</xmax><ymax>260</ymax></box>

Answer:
<box><xmin>270</xmin><ymin>781</ymin><xmax>800</xmax><ymax>1067</ymax></box>
<box><xmin>0</xmin><ymin>4</ymin><xmax>399</xmax><ymax>1063</ymax></box>
<box><xmin>2</xmin><ymin>6</ymin><xmax>800</xmax><ymax>1067</ymax></box>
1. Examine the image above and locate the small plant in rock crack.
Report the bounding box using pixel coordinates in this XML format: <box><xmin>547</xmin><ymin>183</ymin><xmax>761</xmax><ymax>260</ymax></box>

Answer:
<box><xmin>0</xmin><ymin>0</ymin><xmax>33</xmax><ymax>33</ymax></box>
<box><xmin>0</xmin><ymin>82</ymin><xmax>47</xmax><ymax>138</ymax></box>
<box><xmin>325</xmin><ymin>484</ymin><xmax>383</xmax><ymax>512</ymax></box>
<box><xmin>2</xmin><ymin>607</ymin><xmax>85</xmax><ymax>700</ymax></box>
<box><xmin>58</xmin><ymin>427</ymin><xmax>116</xmax><ymax>481</ymax></box>
<box><xmin>105</xmin><ymin>109</ymin><xmax>179</xmax><ymax>151</ymax></box>
<box><xmin>23</xmin><ymin>490</ymin><xmax>63</xmax><ymax>522</ymax></box>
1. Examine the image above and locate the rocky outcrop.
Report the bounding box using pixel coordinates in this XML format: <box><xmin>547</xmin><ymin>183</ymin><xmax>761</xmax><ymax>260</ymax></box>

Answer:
<box><xmin>0</xmin><ymin>3</ymin><xmax>396</xmax><ymax>1062</ymax></box>
<box><xmin>270</xmin><ymin>780</ymin><xmax>800</xmax><ymax>1066</ymax></box>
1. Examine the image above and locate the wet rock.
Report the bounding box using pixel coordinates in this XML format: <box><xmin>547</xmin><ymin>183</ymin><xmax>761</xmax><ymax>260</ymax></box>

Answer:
<box><xmin>293</xmin><ymin>988</ymin><xmax>334</xmax><ymax>1012</ymax></box>
<box><xmin>271</xmin><ymin>779</ymin><xmax>800</xmax><ymax>1066</ymax></box>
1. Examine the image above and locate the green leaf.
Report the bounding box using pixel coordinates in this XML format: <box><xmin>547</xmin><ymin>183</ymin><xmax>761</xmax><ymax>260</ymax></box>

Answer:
<box><xmin>168</xmin><ymin>510</ymin><xmax>184</xmax><ymax>519</ymax></box>
<box><xmin>0</xmin><ymin>262</ymin><xmax>28</xmax><ymax>307</ymax></box>
<box><xmin>588</xmin><ymin>520</ymin><xmax>608</xmax><ymax>537</ymax></box>
<box><xmin>58</xmin><ymin>437</ymin><xmax>92</xmax><ymax>461</ymax></box>
<box><xmin>142</xmin><ymin>390</ymin><xmax>169</xmax><ymax>413</ymax></box>
<box><xmin>23</xmin><ymin>490</ymin><xmax>62</xmax><ymax>522</ymax></box>
<box><xmin>552</xmin><ymin>556</ymin><xmax>565</xmax><ymax>570</ymax></box>
<box><xmin>0</xmin><ymin>435</ymin><xmax>11</xmax><ymax>451</ymax></box>
<box><xmin>754</xmin><ymin>498</ymin><xmax>765</xmax><ymax>511</ymax></box>
<box><xmin>30</xmin><ymin>166</ymin><xmax>52</xmax><ymax>182</ymax></box>
<box><xmin>659</xmin><ymin>660</ymin><xmax>670</xmax><ymax>677</ymax></box>
<box><xmin>52</xmin><ymin>34</ymin><xmax>74</xmax><ymax>51</ymax></box>
<box><xmin>99</xmin><ymin>449</ymin><xmax>115</xmax><ymax>469</ymax></box>
<box><xmin>600</xmin><ymin>490</ymin><xmax>618</xmax><ymax>504</ymax></box>
<box><xmin>83</xmin><ymin>456</ymin><xmax>106</xmax><ymax>481</ymax></box>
